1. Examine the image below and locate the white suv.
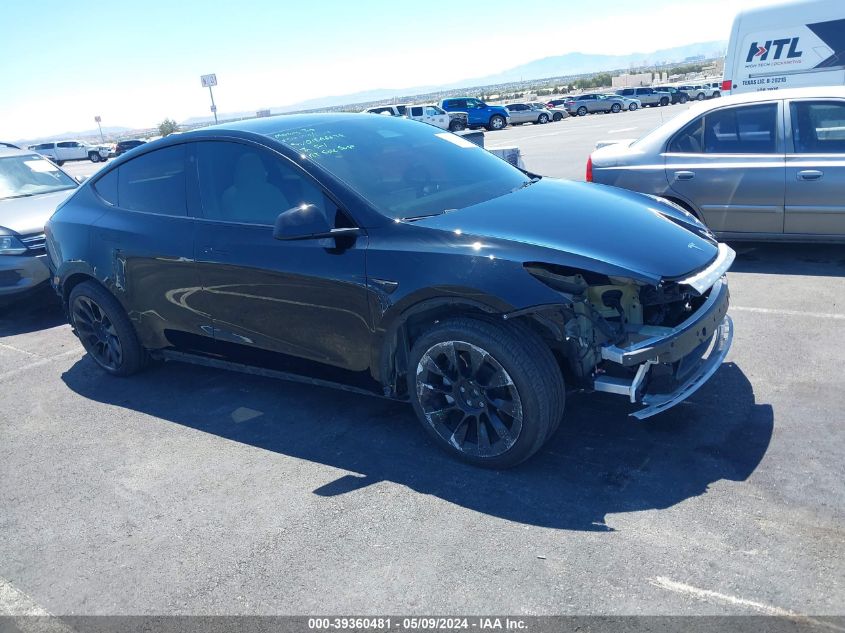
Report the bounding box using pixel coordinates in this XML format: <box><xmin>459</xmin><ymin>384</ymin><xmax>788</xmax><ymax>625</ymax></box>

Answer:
<box><xmin>28</xmin><ymin>140</ymin><xmax>110</xmax><ymax>165</ymax></box>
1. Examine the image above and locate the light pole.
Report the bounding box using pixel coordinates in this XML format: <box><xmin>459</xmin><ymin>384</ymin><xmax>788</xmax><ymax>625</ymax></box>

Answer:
<box><xmin>201</xmin><ymin>74</ymin><xmax>219</xmax><ymax>124</ymax></box>
<box><xmin>94</xmin><ymin>115</ymin><xmax>104</xmax><ymax>143</ymax></box>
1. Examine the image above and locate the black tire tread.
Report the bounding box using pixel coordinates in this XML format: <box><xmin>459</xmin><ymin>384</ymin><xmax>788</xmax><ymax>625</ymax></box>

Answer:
<box><xmin>408</xmin><ymin>317</ymin><xmax>564</xmax><ymax>468</ymax></box>
<box><xmin>69</xmin><ymin>281</ymin><xmax>146</xmax><ymax>377</ymax></box>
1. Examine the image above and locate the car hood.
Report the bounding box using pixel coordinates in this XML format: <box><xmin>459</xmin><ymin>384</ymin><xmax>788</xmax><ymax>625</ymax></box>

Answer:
<box><xmin>413</xmin><ymin>178</ymin><xmax>717</xmax><ymax>283</ymax></box>
<box><xmin>0</xmin><ymin>189</ymin><xmax>76</xmax><ymax>235</ymax></box>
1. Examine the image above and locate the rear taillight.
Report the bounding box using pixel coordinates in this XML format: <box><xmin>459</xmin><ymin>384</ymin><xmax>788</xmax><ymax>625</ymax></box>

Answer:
<box><xmin>586</xmin><ymin>156</ymin><xmax>593</xmax><ymax>182</ymax></box>
<box><xmin>721</xmin><ymin>79</ymin><xmax>732</xmax><ymax>91</ymax></box>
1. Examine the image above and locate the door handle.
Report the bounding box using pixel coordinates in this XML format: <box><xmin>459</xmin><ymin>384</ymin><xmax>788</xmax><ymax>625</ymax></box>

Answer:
<box><xmin>797</xmin><ymin>170</ymin><xmax>823</xmax><ymax>181</ymax></box>
<box><xmin>674</xmin><ymin>171</ymin><xmax>695</xmax><ymax>181</ymax></box>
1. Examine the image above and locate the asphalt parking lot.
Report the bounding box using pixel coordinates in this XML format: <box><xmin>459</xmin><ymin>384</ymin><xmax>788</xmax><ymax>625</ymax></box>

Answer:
<box><xmin>1</xmin><ymin>109</ymin><xmax>844</xmax><ymax>619</ymax></box>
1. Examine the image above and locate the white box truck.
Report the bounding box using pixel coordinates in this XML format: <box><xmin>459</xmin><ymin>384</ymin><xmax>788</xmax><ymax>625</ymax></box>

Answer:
<box><xmin>722</xmin><ymin>0</ymin><xmax>845</xmax><ymax>95</ymax></box>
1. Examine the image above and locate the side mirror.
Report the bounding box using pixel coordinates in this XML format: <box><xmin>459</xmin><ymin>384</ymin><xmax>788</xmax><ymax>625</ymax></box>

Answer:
<box><xmin>273</xmin><ymin>204</ymin><xmax>359</xmax><ymax>241</ymax></box>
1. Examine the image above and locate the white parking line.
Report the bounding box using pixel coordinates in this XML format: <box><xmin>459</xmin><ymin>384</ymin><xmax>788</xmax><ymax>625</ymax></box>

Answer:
<box><xmin>608</xmin><ymin>127</ymin><xmax>637</xmax><ymax>133</ymax></box>
<box><xmin>0</xmin><ymin>340</ymin><xmax>42</xmax><ymax>359</ymax></box>
<box><xmin>650</xmin><ymin>577</ymin><xmax>845</xmax><ymax>631</ymax></box>
<box><xmin>732</xmin><ymin>306</ymin><xmax>845</xmax><ymax>320</ymax></box>
<box><xmin>0</xmin><ymin>348</ymin><xmax>81</xmax><ymax>382</ymax></box>
<box><xmin>0</xmin><ymin>576</ymin><xmax>76</xmax><ymax>632</ymax></box>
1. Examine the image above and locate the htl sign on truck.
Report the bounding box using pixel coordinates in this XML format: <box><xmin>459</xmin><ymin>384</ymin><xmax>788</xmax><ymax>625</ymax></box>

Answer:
<box><xmin>722</xmin><ymin>0</ymin><xmax>845</xmax><ymax>94</ymax></box>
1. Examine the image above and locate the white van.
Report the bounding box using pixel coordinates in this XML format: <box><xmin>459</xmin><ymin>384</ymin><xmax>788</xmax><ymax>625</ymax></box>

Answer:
<box><xmin>722</xmin><ymin>0</ymin><xmax>845</xmax><ymax>95</ymax></box>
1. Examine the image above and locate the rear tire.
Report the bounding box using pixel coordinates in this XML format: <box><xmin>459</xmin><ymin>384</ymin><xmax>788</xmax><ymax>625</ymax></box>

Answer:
<box><xmin>408</xmin><ymin>318</ymin><xmax>565</xmax><ymax>468</ymax></box>
<box><xmin>712</xmin><ymin>91</ymin><xmax>721</xmax><ymax>98</ymax></box>
<box><xmin>660</xmin><ymin>97</ymin><xmax>670</xmax><ymax>107</ymax></box>
<box><xmin>679</xmin><ymin>95</ymin><xmax>689</xmax><ymax>104</ymax></box>
<box><xmin>697</xmin><ymin>93</ymin><xmax>705</xmax><ymax>101</ymax></box>
<box><xmin>69</xmin><ymin>281</ymin><xmax>146</xmax><ymax>377</ymax></box>
<box><xmin>577</xmin><ymin>106</ymin><xmax>588</xmax><ymax>117</ymax></box>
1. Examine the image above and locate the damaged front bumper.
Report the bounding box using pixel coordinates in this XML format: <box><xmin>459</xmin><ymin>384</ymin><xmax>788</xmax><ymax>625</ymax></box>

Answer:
<box><xmin>593</xmin><ymin>274</ymin><xmax>733</xmax><ymax>419</ymax></box>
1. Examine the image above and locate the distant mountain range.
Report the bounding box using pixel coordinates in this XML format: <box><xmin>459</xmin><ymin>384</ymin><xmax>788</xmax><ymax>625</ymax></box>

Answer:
<box><xmin>274</xmin><ymin>40</ymin><xmax>727</xmax><ymax>113</ymax></box>
<box><xmin>15</xmin><ymin>126</ymin><xmax>134</xmax><ymax>146</ymax></box>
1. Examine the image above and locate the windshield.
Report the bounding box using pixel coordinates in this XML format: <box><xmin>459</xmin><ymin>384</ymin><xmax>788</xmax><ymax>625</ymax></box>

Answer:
<box><xmin>0</xmin><ymin>154</ymin><xmax>77</xmax><ymax>200</ymax></box>
<box><xmin>268</xmin><ymin>116</ymin><xmax>530</xmax><ymax>220</ymax></box>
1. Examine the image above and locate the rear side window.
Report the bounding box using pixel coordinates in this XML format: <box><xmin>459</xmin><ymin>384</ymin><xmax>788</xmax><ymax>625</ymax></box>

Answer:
<box><xmin>790</xmin><ymin>101</ymin><xmax>845</xmax><ymax>153</ymax></box>
<box><xmin>196</xmin><ymin>141</ymin><xmax>327</xmax><ymax>225</ymax></box>
<box><xmin>411</xmin><ymin>106</ymin><xmax>423</xmax><ymax>116</ymax></box>
<box><xmin>93</xmin><ymin>169</ymin><xmax>119</xmax><ymax>205</ymax></box>
<box><xmin>117</xmin><ymin>145</ymin><xmax>187</xmax><ymax>215</ymax></box>
<box><xmin>705</xmin><ymin>104</ymin><xmax>778</xmax><ymax>153</ymax></box>
<box><xmin>669</xmin><ymin>104</ymin><xmax>778</xmax><ymax>154</ymax></box>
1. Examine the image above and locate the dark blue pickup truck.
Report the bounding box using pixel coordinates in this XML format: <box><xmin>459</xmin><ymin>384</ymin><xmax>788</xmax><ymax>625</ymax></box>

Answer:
<box><xmin>439</xmin><ymin>97</ymin><xmax>510</xmax><ymax>130</ymax></box>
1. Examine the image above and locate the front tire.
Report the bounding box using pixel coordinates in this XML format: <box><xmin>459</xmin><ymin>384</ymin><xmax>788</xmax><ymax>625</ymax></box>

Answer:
<box><xmin>628</xmin><ymin>103</ymin><xmax>638</xmax><ymax>111</ymax></box>
<box><xmin>660</xmin><ymin>97</ymin><xmax>670</xmax><ymax>106</ymax></box>
<box><xmin>552</xmin><ymin>112</ymin><xmax>563</xmax><ymax>121</ymax></box>
<box><xmin>679</xmin><ymin>94</ymin><xmax>689</xmax><ymax>104</ymax></box>
<box><xmin>89</xmin><ymin>152</ymin><xmax>101</xmax><ymax>163</ymax></box>
<box><xmin>697</xmin><ymin>93</ymin><xmax>705</xmax><ymax>101</ymax></box>
<box><xmin>712</xmin><ymin>91</ymin><xmax>721</xmax><ymax>98</ymax></box>
<box><xmin>611</xmin><ymin>103</ymin><xmax>621</xmax><ymax>113</ymax></box>
<box><xmin>537</xmin><ymin>113</ymin><xmax>549</xmax><ymax>124</ymax></box>
<box><xmin>487</xmin><ymin>115</ymin><xmax>506</xmax><ymax>131</ymax></box>
<box><xmin>408</xmin><ymin>318</ymin><xmax>565</xmax><ymax>468</ymax></box>
<box><xmin>69</xmin><ymin>281</ymin><xmax>146</xmax><ymax>376</ymax></box>
<box><xmin>448</xmin><ymin>119</ymin><xmax>466</xmax><ymax>132</ymax></box>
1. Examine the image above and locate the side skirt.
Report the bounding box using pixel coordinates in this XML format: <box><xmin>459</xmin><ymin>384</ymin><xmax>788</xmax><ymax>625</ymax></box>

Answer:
<box><xmin>153</xmin><ymin>349</ymin><xmax>396</xmax><ymax>401</ymax></box>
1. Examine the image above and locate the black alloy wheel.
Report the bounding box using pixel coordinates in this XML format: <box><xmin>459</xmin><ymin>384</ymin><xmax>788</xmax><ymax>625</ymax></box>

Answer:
<box><xmin>69</xmin><ymin>281</ymin><xmax>146</xmax><ymax>376</ymax></box>
<box><xmin>72</xmin><ymin>295</ymin><xmax>122</xmax><ymax>370</ymax></box>
<box><xmin>415</xmin><ymin>340</ymin><xmax>524</xmax><ymax>459</ymax></box>
<box><xmin>408</xmin><ymin>318</ymin><xmax>565</xmax><ymax>468</ymax></box>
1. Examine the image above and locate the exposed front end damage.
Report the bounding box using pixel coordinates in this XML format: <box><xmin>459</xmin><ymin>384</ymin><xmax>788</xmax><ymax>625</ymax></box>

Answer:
<box><xmin>520</xmin><ymin>244</ymin><xmax>736</xmax><ymax>419</ymax></box>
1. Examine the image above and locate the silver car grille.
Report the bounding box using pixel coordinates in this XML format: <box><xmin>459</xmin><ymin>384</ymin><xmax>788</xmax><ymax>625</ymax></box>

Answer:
<box><xmin>19</xmin><ymin>233</ymin><xmax>47</xmax><ymax>254</ymax></box>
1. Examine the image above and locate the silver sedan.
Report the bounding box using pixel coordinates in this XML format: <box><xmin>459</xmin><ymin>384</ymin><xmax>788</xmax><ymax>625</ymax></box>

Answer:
<box><xmin>602</xmin><ymin>94</ymin><xmax>642</xmax><ymax>111</ymax></box>
<box><xmin>588</xmin><ymin>86</ymin><xmax>845</xmax><ymax>241</ymax></box>
<box><xmin>504</xmin><ymin>103</ymin><xmax>551</xmax><ymax>125</ymax></box>
<box><xmin>0</xmin><ymin>148</ymin><xmax>79</xmax><ymax>299</ymax></box>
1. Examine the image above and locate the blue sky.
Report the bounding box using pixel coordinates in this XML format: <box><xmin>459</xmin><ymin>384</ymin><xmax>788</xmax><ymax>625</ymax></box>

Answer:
<box><xmin>1</xmin><ymin>0</ymin><xmax>773</xmax><ymax>139</ymax></box>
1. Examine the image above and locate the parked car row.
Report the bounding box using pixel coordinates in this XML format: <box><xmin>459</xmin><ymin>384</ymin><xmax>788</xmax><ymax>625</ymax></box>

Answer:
<box><xmin>364</xmin><ymin>104</ymin><xmax>468</xmax><ymax>132</ymax></box>
<box><xmin>366</xmin><ymin>97</ymin><xmax>571</xmax><ymax>132</ymax></box>
<box><xmin>27</xmin><ymin>140</ymin><xmax>109</xmax><ymax>165</ymax></box>
<box><xmin>25</xmin><ymin>138</ymin><xmax>149</xmax><ymax>166</ymax></box>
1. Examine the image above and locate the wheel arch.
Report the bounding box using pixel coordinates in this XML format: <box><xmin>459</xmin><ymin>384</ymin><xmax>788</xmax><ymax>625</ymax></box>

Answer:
<box><xmin>62</xmin><ymin>272</ymin><xmax>101</xmax><ymax>308</ymax></box>
<box><xmin>374</xmin><ymin>296</ymin><xmax>565</xmax><ymax>399</ymax></box>
<box><xmin>661</xmin><ymin>194</ymin><xmax>706</xmax><ymax>223</ymax></box>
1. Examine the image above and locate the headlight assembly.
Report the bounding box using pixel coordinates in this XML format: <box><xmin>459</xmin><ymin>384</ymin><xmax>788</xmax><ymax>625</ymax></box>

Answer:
<box><xmin>0</xmin><ymin>235</ymin><xmax>27</xmax><ymax>256</ymax></box>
